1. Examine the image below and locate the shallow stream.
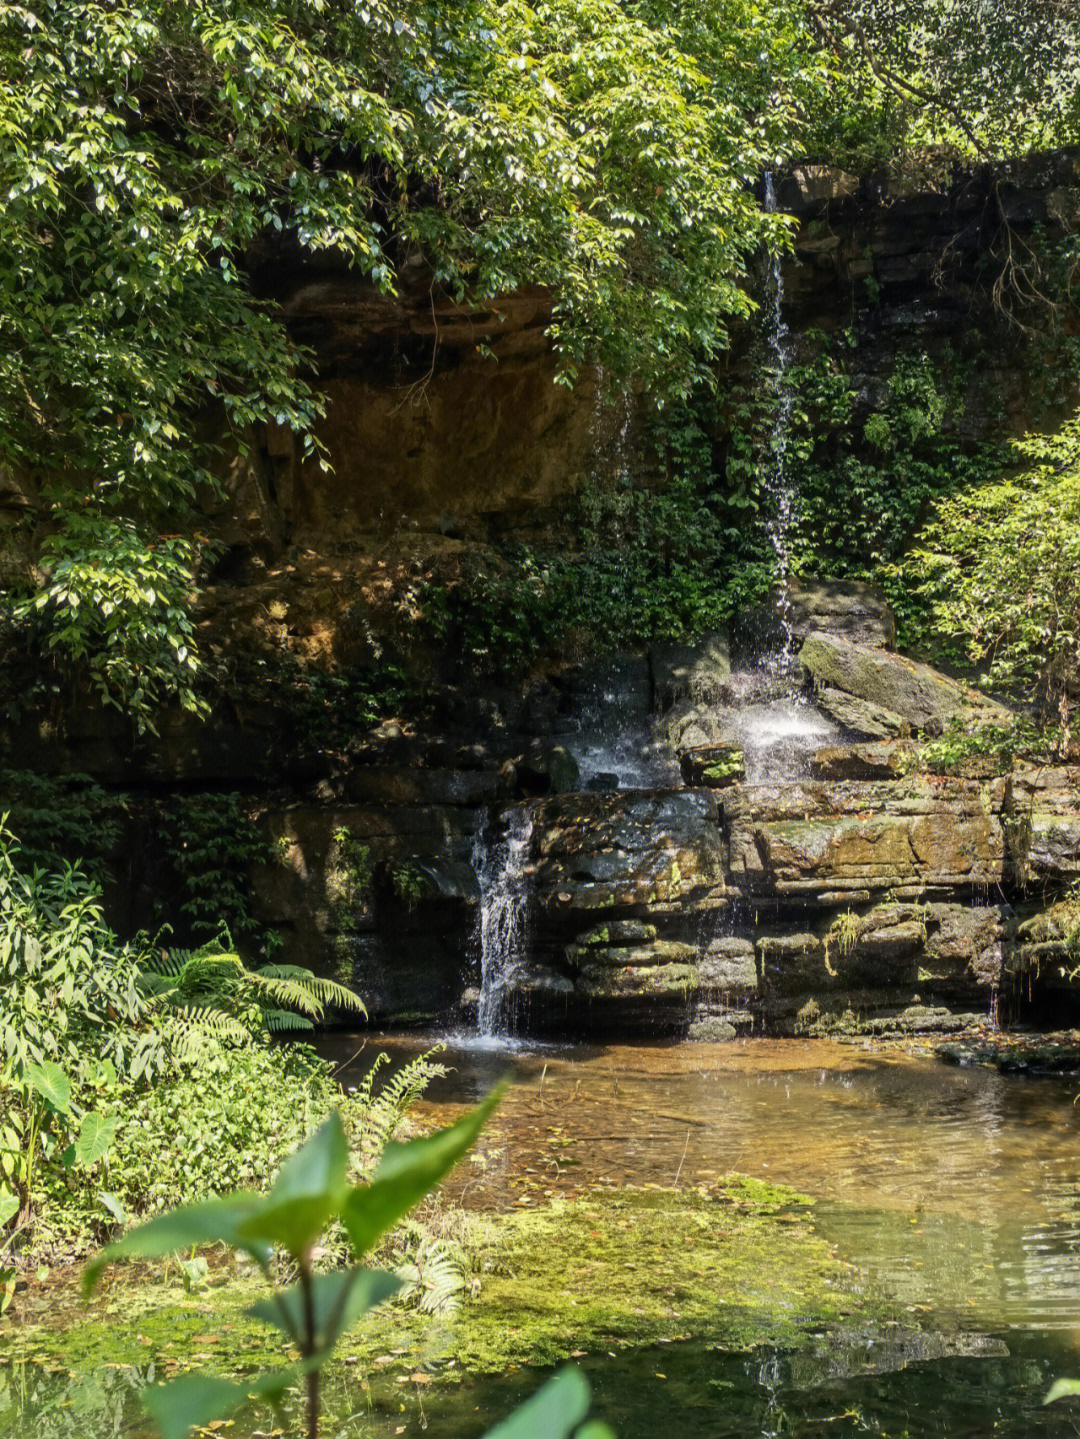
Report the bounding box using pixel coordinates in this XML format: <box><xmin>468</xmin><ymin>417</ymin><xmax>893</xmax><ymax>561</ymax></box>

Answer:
<box><xmin>9</xmin><ymin>1036</ymin><xmax>1080</xmax><ymax>1437</ymax></box>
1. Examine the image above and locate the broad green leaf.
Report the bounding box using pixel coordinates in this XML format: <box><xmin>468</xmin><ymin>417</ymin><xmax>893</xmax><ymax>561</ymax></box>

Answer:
<box><xmin>142</xmin><ymin>1374</ymin><xmax>246</xmax><ymax>1439</ymax></box>
<box><xmin>23</xmin><ymin>1060</ymin><xmax>71</xmax><ymax>1113</ymax></box>
<box><xmin>1046</xmin><ymin>1379</ymin><xmax>1080</xmax><ymax>1405</ymax></box>
<box><xmin>75</xmin><ymin>1111</ymin><xmax>116</xmax><ymax>1167</ymax></box>
<box><xmin>84</xmin><ymin>1193</ymin><xmax>271</xmax><ymax>1295</ymax></box>
<box><xmin>236</xmin><ymin>1112</ymin><xmax>349</xmax><ymax>1256</ymax></box>
<box><xmin>482</xmin><ymin>1366</ymin><xmax>592</xmax><ymax>1439</ymax></box>
<box><xmin>0</xmin><ymin>1188</ymin><xmax>18</xmax><ymax>1227</ymax></box>
<box><xmin>248</xmin><ymin>1266</ymin><xmax>402</xmax><ymax>1350</ymax></box>
<box><xmin>341</xmin><ymin>1084</ymin><xmax>504</xmax><ymax>1260</ymax></box>
<box><xmin>142</xmin><ymin>1362</ymin><xmax>308</xmax><ymax>1439</ymax></box>
<box><xmin>574</xmin><ymin>1424</ymin><xmax>617</xmax><ymax>1438</ymax></box>
<box><xmin>97</xmin><ymin>1191</ymin><xmax>126</xmax><ymax>1225</ymax></box>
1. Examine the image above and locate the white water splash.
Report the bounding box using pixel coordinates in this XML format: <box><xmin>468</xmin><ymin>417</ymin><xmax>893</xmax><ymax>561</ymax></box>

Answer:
<box><xmin>474</xmin><ymin>808</ymin><xmax>534</xmax><ymax>1039</ymax></box>
<box><xmin>728</xmin><ymin>698</ymin><xmax>837</xmax><ymax>783</ymax></box>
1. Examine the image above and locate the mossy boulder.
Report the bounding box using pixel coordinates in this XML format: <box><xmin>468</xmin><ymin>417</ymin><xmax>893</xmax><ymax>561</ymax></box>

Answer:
<box><xmin>566</xmin><ymin>939</ymin><xmax>699</xmax><ymax>969</ymax></box>
<box><xmin>813</xmin><ymin>686</ymin><xmax>909</xmax><ymax>739</ymax></box>
<box><xmin>799</xmin><ymin>632</ymin><xmax>1011</xmax><ymax>734</ymax></box>
<box><xmin>576</xmin><ymin>919</ymin><xmax>659</xmax><ymax>946</ymax></box>
<box><xmin>650</xmin><ymin>630</ymin><xmax>731</xmax><ymax>708</ymax></box>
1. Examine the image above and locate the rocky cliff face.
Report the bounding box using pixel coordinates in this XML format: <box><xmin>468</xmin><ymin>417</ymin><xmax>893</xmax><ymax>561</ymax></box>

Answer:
<box><xmin>227</xmin><ymin>582</ymin><xmax>1080</xmax><ymax>1040</ymax></box>
<box><xmin>200</xmin><ymin>149</ymin><xmax>1080</xmax><ymax>558</ymax></box>
<box><xmin>5</xmin><ymin>157</ymin><xmax>1080</xmax><ymax>1041</ymax></box>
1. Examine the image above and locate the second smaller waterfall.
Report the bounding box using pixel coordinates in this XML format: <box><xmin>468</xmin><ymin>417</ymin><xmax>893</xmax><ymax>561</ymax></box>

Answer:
<box><xmin>762</xmin><ymin>171</ymin><xmax>798</xmax><ymax>671</ymax></box>
<box><xmin>474</xmin><ymin>807</ymin><xmax>535</xmax><ymax>1040</ymax></box>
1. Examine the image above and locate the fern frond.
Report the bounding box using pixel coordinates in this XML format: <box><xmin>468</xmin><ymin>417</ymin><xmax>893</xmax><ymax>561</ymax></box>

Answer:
<box><xmin>137</xmin><ymin>943</ymin><xmax>366</xmax><ymax>1049</ymax></box>
<box><xmin>351</xmin><ymin>1046</ymin><xmax>448</xmax><ymax>1163</ymax></box>
<box><xmin>256</xmin><ymin>966</ymin><xmax>366</xmax><ymax>1016</ymax></box>
<box><xmin>260</xmin><ymin>1009</ymin><xmax>315</xmax><ymax>1033</ymax></box>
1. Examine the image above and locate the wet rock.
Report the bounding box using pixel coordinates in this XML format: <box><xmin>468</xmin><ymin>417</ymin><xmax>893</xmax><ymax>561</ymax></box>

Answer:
<box><xmin>686</xmin><ymin>1010</ymin><xmax>754</xmax><ymax>1041</ymax></box>
<box><xmin>809</xmin><ymin>740</ymin><xmax>915</xmax><ymax>780</ymax></box>
<box><xmin>785</xmin><ymin>577</ymin><xmax>895</xmax><ymax>649</ymax></box>
<box><xmin>531</xmin><ymin>789</ymin><xmax>724</xmax><ymax>912</ymax></box>
<box><xmin>565</xmin><ymin>653</ymin><xmax>652</xmax><ymax>715</ymax></box>
<box><xmin>680</xmin><ymin>743</ymin><xmax>746</xmax><ymax>788</ymax></box>
<box><xmin>799</xmin><ymin>632</ymin><xmax>1012</xmax><ymax>734</ymax></box>
<box><xmin>785</xmin><ymin>993</ymin><xmax>985</xmax><ymax>1038</ymax></box>
<box><xmin>566</xmin><ymin>939</ymin><xmax>699</xmax><ymax>969</ymax></box>
<box><xmin>517</xmin><ymin>742</ymin><xmax>580</xmax><ymax>796</ymax></box>
<box><xmin>660</xmin><ymin>699</ymin><xmax>734</xmax><ymax>752</ymax></box>
<box><xmin>574</xmin><ymin>961</ymin><xmax>699</xmax><ymax>999</ymax></box>
<box><xmin>698</xmin><ymin>937</ymin><xmax>758</xmax><ymax>993</ymax></box>
<box><xmin>813</xmin><ymin>686</ymin><xmax>909</xmax><ymax>739</ymax></box>
<box><xmin>587</xmin><ymin>771</ymin><xmax>621</xmax><ymax>792</ymax></box>
<box><xmin>577</xmin><ymin>919</ymin><xmax>659</xmax><ymax>945</ymax></box>
<box><xmin>650</xmin><ymin>631</ymin><xmax>731</xmax><ymax>708</ymax></box>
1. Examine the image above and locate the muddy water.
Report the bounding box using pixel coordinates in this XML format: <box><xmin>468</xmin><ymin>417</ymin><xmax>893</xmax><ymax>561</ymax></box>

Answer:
<box><xmin>10</xmin><ymin>1035</ymin><xmax>1080</xmax><ymax>1437</ymax></box>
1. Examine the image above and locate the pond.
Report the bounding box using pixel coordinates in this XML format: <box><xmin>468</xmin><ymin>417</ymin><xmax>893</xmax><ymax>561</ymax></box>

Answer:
<box><xmin>7</xmin><ymin>1036</ymin><xmax>1080</xmax><ymax>1437</ymax></box>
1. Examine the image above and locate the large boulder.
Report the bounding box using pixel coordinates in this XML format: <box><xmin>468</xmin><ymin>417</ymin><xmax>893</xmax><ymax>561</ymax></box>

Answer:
<box><xmin>530</xmin><ymin>789</ymin><xmax>725</xmax><ymax>912</ymax></box>
<box><xmin>799</xmin><ymin>632</ymin><xmax>1012</xmax><ymax>734</ymax></box>
<box><xmin>813</xmin><ymin>687</ymin><xmax>910</xmax><ymax>739</ymax></box>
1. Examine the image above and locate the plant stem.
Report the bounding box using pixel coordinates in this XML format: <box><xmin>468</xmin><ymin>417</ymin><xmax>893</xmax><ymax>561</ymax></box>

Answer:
<box><xmin>298</xmin><ymin>1259</ymin><xmax>319</xmax><ymax>1439</ymax></box>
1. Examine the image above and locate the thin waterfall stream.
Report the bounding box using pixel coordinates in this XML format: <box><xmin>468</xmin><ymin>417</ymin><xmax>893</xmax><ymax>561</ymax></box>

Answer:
<box><xmin>762</xmin><ymin>170</ymin><xmax>798</xmax><ymax>670</ymax></box>
<box><xmin>473</xmin><ymin>806</ymin><xmax>535</xmax><ymax>1041</ymax></box>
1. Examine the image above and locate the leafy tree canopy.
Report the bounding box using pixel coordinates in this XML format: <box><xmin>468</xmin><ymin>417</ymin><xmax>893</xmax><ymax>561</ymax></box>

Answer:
<box><xmin>1</xmin><ymin>0</ymin><xmax>1076</xmax><ymax>722</ymax></box>
<box><xmin>804</xmin><ymin>0</ymin><xmax>1080</xmax><ymax>166</ymax></box>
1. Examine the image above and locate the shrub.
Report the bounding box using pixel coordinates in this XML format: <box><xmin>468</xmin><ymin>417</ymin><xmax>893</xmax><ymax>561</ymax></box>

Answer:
<box><xmin>905</xmin><ymin>415</ymin><xmax>1080</xmax><ymax>727</ymax></box>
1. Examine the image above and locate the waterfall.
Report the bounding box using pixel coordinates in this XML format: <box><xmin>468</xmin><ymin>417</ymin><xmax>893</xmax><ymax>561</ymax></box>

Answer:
<box><xmin>762</xmin><ymin>171</ymin><xmax>798</xmax><ymax>668</ymax></box>
<box><xmin>474</xmin><ymin>807</ymin><xmax>534</xmax><ymax>1039</ymax></box>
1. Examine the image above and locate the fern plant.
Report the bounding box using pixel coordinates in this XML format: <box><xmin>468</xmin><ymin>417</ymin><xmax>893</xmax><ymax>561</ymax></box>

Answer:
<box><xmin>346</xmin><ymin>1048</ymin><xmax>448</xmax><ymax>1170</ymax></box>
<box><xmin>139</xmin><ymin>941</ymin><xmax>365</xmax><ymax>1058</ymax></box>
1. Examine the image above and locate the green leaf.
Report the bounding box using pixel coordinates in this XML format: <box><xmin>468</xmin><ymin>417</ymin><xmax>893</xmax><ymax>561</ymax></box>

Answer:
<box><xmin>1045</xmin><ymin>1379</ymin><xmax>1080</xmax><ymax>1405</ymax></box>
<box><xmin>75</xmin><ymin>1111</ymin><xmax>116</xmax><ymax>1167</ymax></box>
<box><xmin>341</xmin><ymin>1083</ymin><xmax>504</xmax><ymax>1260</ymax></box>
<box><xmin>97</xmin><ymin>1190</ymin><xmax>126</xmax><ymax>1225</ymax></box>
<box><xmin>235</xmin><ymin>1112</ymin><xmax>348</xmax><ymax>1256</ymax></box>
<box><xmin>482</xmin><ymin>1367</ymin><xmax>592</xmax><ymax>1439</ymax></box>
<box><xmin>83</xmin><ymin>1193</ymin><xmax>271</xmax><ymax>1296</ymax></box>
<box><xmin>141</xmin><ymin>1362</ymin><xmax>307</xmax><ymax>1439</ymax></box>
<box><xmin>0</xmin><ymin>1188</ymin><xmax>18</xmax><ymax>1227</ymax></box>
<box><xmin>23</xmin><ymin>1060</ymin><xmax>71</xmax><ymax>1113</ymax></box>
<box><xmin>573</xmin><ymin>1424</ymin><xmax>617</xmax><ymax>1438</ymax></box>
<box><xmin>248</xmin><ymin>1267</ymin><xmax>402</xmax><ymax>1351</ymax></box>
<box><xmin>141</xmin><ymin>1374</ymin><xmax>246</xmax><ymax>1439</ymax></box>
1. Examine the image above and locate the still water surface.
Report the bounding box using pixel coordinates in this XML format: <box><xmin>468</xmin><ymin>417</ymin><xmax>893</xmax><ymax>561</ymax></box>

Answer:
<box><xmin>10</xmin><ymin>1035</ymin><xmax>1080</xmax><ymax>1436</ymax></box>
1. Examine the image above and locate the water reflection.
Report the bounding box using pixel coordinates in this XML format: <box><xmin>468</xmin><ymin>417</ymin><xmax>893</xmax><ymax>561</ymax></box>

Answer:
<box><xmin>10</xmin><ymin>1036</ymin><xmax>1080</xmax><ymax>1438</ymax></box>
<box><xmin>325</xmin><ymin>1034</ymin><xmax>1080</xmax><ymax>1336</ymax></box>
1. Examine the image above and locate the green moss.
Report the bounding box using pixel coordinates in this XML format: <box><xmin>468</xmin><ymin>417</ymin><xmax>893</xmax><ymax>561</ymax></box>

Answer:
<box><xmin>5</xmin><ymin>1178</ymin><xmax>874</xmax><ymax>1388</ymax></box>
<box><xmin>2</xmin><ymin>1174</ymin><xmax>880</xmax><ymax>1398</ymax></box>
